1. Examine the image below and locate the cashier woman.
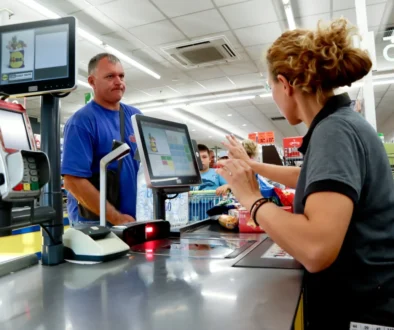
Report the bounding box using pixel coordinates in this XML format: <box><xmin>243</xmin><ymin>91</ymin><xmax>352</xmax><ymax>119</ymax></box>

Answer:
<box><xmin>218</xmin><ymin>19</ymin><xmax>394</xmax><ymax>329</ymax></box>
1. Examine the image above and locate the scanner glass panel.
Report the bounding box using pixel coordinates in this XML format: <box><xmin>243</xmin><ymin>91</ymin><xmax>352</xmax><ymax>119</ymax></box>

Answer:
<box><xmin>0</xmin><ymin>109</ymin><xmax>30</xmax><ymax>150</ymax></box>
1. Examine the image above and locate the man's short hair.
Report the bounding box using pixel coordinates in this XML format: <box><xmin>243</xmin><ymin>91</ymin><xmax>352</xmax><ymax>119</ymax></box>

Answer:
<box><xmin>88</xmin><ymin>53</ymin><xmax>121</xmax><ymax>75</ymax></box>
<box><xmin>198</xmin><ymin>144</ymin><xmax>210</xmax><ymax>154</ymax></box>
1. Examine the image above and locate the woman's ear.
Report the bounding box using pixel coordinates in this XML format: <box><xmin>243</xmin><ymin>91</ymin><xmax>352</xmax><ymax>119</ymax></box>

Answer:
<box><xmin>277</xmin><ymin>74</ymin><xmax>293</xmax><ymax>97</ymax></box>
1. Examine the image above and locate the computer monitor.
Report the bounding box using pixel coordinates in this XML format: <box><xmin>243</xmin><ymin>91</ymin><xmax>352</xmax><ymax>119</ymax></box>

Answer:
<box><xmin>0</xmin><ymin>17</ymin><xmax>76</xmax><ymax>97</ymax></box>
<box><xmin>132</xmin><ymin>115</ymin><xmax>201</xmax><ymax>189</ymax></box>
<box><xmin>0</xmin><ymin>100</ymin><xmax>35</xmax><ymax>151</ymax></box>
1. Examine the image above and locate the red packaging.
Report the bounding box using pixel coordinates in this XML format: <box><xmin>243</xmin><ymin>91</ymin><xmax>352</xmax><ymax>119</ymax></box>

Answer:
<box><xmin>238</xmin><ymin>206</ymin><xmax>293</xmax><ymax>233</ymax></box>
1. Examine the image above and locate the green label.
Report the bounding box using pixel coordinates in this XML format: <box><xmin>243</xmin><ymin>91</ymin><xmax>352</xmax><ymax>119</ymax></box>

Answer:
<box><xmin>85</xmin><ymin>92</ymin><xmax>93</xmax><ymax>104</ymax></box>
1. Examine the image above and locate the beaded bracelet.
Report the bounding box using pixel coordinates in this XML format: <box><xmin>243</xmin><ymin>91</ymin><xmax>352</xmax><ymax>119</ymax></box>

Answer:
<box><xmin>249</xmin><ymin>197</ymin><xmax>269</xmax><ymax>227</ymax></box>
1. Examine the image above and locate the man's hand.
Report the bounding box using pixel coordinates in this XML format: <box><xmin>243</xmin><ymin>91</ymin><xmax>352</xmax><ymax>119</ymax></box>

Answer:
<box><xmin>113</xmin><ymin>213</ymin><xmax>136</xmax><ymax>225</ymax></box>
<box><xmin>216</xmin><ymin>184</ymin><xmax>230</xmax><ymax>196</ymax></box>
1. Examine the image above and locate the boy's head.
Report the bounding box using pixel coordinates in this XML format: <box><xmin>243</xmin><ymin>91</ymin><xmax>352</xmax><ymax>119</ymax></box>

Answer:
<box><xmin>198</xmin><ymin>144</ymin><xmax>210</xmax><ymax>172</ymax></box>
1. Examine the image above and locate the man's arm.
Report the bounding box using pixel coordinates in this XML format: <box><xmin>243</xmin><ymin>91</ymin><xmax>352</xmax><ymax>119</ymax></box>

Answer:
<box><xmin>64</xmin><ymin>175</ymin><xmax>134</xmax><ymax>225</ymax></box>
<box><xmin>62</xmin><ymin>121</ymin><xmax>134</xmax><ymax>225</ymax></box>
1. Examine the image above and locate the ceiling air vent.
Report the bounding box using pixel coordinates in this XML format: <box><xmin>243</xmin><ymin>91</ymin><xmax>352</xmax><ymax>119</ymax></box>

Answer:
<box><xmin>383</xmin><ymin>27</ymin><xmax>394</xmax><ymax>41</ymax></box>
<box><xmin>161</xmin><ymin>36</ymin><xmax>241</xmax><ymax>69</ymax></box>
<box><xmin>271</xmin><ymin>116</ymin><xmax>286</xmax><ymax>121</ymax></box>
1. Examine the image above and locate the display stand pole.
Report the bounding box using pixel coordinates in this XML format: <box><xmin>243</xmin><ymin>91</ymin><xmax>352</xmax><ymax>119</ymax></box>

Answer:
<box><xmin>40</xmin><ymin>94</ymin><xmax>64</xmax><ymax>265</ymax></box>
<box><xmin>152</xmin><ymin>187</ymin><xmax>190</xmax><ymax>221</ymax></box>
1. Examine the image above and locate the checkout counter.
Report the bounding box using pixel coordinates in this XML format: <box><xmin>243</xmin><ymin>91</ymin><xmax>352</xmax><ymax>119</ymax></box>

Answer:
<box><xmin>0</xmin><ymin>17</ymin><xmax>304</xmax><ymax>330</ymax></box>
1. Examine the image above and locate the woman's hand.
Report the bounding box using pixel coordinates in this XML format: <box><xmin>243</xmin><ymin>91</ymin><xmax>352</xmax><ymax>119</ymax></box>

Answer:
<box><xmin>222</xmin><ymin>135</ymin><xmax>250</xmax><ymax>163</ymax></box>
<box><xmin>216</xmin><ymin>159</ymin><xmax>262</xmax><ymax>210</ymax></box>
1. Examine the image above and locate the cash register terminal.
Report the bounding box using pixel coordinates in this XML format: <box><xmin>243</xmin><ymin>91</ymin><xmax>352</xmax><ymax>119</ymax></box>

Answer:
<box><xmin>0</xmin><ymin>100</ymin><xmax>51</xmax><ymax>227</ymax></box>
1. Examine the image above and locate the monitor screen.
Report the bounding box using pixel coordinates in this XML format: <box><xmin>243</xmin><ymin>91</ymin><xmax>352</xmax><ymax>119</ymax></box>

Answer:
<box><xmin>0</xmin><ymin>17</ymin><xmax>76</xmax><ymax>96</ymax></box>
<box><xmin>0</xmin><ymin>109</ymin><xmax>30</xmax><ymax>150</ymax></box>
<box><xmin>132</xmin><ymin>115</ymin><xmax>201</xmax><ymax>188</ymax></box>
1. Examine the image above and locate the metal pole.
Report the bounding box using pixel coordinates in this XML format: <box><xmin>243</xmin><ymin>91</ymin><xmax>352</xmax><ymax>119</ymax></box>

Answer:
<box><xmin>40</xmin><ymin>94</ymin><xmax>64</xmax><ymax>265</ymax></box>
<box><xmin>355</xmin><ymin>0</ymin><xmax>377</xmax><ymax>131</ymax></box>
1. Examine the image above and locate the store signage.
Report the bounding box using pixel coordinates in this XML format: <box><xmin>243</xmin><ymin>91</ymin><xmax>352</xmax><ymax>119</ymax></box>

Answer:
<box><xmin>248</xmin><ymin>131</ymin><xmax>275</xmax><ymax>144</ymax></box>
<box><xmin>283</xmin><ymin>137</ymin><xmax>303</xmax><ymax>159</ymax></box>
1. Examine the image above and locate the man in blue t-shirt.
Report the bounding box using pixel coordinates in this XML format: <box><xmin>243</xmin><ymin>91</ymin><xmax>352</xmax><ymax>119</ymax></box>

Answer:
<box><xmin>62</xmin><ymin>53</ymin><xmax>141</xmax><ymax>227</ymax></box>
<box><xmin>196</xmin><ymin>144</ymin><xmax>228</xmax><ymax>195</ymax></box>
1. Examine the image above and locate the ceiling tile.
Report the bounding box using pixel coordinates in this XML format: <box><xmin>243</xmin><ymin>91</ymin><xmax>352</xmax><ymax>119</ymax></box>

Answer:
<box><xmin>367</xmin><ymin>3</ymin><xmax>386</xmax><ymax>27</ymax></box>
<box><xmin>101</xmin><ymin>30</ymin><xmax>146</xmax><ymax>52</ymax></box>
<box><xmin>130</xmin><ymin>48</ymin><xmax>167</xmax><ymax>66</ymax></box>
<box><xmin>142</xmin><ymin>86</ymin><xmax>182</xmax><ymax>99</ymax></box>
<box><xmin>172</xmin><ymin>9</ymin><xmax>229</xmax><ymax>38</ymax></box>
<box><xmin>77</xmin><ymin>40</ymin><xmax>107</xmax><ymax>66</ymax></box>
<box><xmin>213</xmin><ymin>0</ymin><xmax>246</xmax><ymax>6</ymax></box>
<box><xmin>97</xmin><ymin>0</ymin><xmax>165</xmax><ymax>29</ymax></box>
<box><xmin>367</xmin><ymin>0</ymin><xmax>388</xmax><ymax>4</ymax></box>
<box><xmin>186</xmin><ymin>66</ymin><xmax>226</xmax><ymax>80</ymax></box>
<box><xmin>218</xmin><ymin>60</ymin><xmax>258</xmax><ymax>76</ymax></box>
<box><xmin>295</xmin><ymin>13</ymin><xmax>331</xmax><ymax>30</ymax></box>
<box><xmin>292</xmin><ymin>0</ymin><xmax>331</xmax><ymax>17</ymax></box>
<box><xmin>235</xmin><ymin>22</ymin><xmax>283</xmax><ymax>47</ymax></box>
<box><xmin>5</xmin><ymin>1</ymin><xmax>53</xmax><ymax>23</ymax></box>
<box><xmin>86</xmin><ymin>0</ymin><xmax>116</xmax><ymax>4</ymax></box>
<box><xmin>332</xmin><ymin>0</ymin><xmax>354</xmax><ymax>11</ymax></box>
<box><xmin>151</xmin><ymin>0</ymin><xmax>214</xmax><ymax>18</ymax></box>
<box><xmin>199</xmin><ymin>77</ymin><xmax>236</xmax><ymax>92</ymax></box>
<box><xmin>245</xmin><ymin>43</ymin><xmax>272</xmax><ymax>61</ymax></box>
<box><xmin>332</xmin><ymin>9</ymin><xmax>357</xmax><ymax>25</ymax></box>
<box><xmin>229</xmin><ymin>72</ymin><xmax>263</xmax><ymax>88</ymax></box>
<box><xmin>170</xmin><ymin>82</ymin><xmax>209</xmax><ymax>95</ymax></box>
<box><xmin>220</xmin><ymin>0</ymin><xmax>282</xmax><ymax>29</ymax></box>
<box><xmin>129</xmin><ymin>20</ymin><xmax>185</xmax><ymax>46</ymax></box>
<box><xmin>73</xmin><ymin>7</ymin><xmax>120</xmax><ymax>35</ymax></box>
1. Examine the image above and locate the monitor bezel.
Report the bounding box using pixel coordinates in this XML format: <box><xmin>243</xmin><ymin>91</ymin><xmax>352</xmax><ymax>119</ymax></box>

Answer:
<box><xmin>0</xmin><ymin>100</ymin><xmax>36</xmax><ymax>153</ymax></box>
<box><xmin>0</xmin><ymin>16</ymin><xmax>77</xmax><ymax>97</ymax></box>
<box><xmin>132</xmin><ymin>114</ymin><xmax>202</xmax><ymax>189</ymax></box>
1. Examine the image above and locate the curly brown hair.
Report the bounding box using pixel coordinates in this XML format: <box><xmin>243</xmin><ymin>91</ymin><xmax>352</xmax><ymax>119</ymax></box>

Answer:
<box><xmin>266</xmin><ymin>18</ymin><xmax>372</xmax><ymax>104</ymax></box>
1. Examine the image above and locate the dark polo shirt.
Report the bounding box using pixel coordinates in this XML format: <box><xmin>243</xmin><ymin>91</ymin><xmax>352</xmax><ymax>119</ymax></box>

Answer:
<box><xmin>294</xmin><ymin>93</ymin><xmax>394</xmax><ymax>329</ymax></box>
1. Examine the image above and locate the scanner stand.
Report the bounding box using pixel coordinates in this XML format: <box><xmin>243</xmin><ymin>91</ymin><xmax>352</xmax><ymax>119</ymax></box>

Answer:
<box><xmin>63</xmin><ymin>141</ymin><xmax>130</xmax><ymax>263</ymax></box>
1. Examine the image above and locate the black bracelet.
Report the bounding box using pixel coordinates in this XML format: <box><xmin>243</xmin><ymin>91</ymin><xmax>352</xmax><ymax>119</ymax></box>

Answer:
<box><xmin>250</xmin><ymin>197</ymin><xmax>269</xmax><ymax>227</ymax></box>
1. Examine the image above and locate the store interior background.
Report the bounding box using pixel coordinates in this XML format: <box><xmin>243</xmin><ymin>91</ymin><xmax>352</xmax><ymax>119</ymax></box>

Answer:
<box><xmin>5</xmin><ymin>0</ymin><xmax>394</xmax><ymax>152</ymax></box>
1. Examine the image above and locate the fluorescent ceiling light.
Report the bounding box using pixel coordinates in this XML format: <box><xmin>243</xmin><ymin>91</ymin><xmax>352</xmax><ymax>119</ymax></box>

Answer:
<box><xmin>17</xmin><ymin>0</ymin><xmax>161</xmax><ymax>80</ymax></box>
<box><xmin>191</xmin><ymin>95</ymin><xmax>255</xmax><ymax>106</ymax></box>
<box><xmin>18</xmin><ymin>0</ymin><xmax>60</xmax><ymax>18</ymax></box>
<box><xmin>260</xmin><ymin>93</ymin><xmax>273</xmax><ymax>98</ymax></box>
<box><xmin>282</xmin><ymin>0</ymin><xmax>296</xmax><ymax>30</ymax></box>
<box><xmin>77</xmin><ymin>28</ymin><xmax>103</xmax><ymax>46</ymax></box>
<box><xmin>373</xmin><ymin>79</ymin><xmax>394</xmax><ymax>86</ymax></box>
<box><xmin>77</xmin><ymin>80</ymin><xmax>91</xmax><ymax>89</ymax></box>
<box><xmin>104</xmin><ymin>45</ymin><xmax>161</xmax><ymax>80</ymax></box>
<box><xmin>169</xmin><ymin>110</ymin><xmax>227</xmax><ymax>138</ymax></box>
<box><xmin>141</xmin><ymin>105</ymin><xmax>187</xmax><ymax>113</ymax></box>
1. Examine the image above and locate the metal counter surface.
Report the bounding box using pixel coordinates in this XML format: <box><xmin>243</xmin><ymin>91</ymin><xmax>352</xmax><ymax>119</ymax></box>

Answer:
<box><xmin>0</xmin><ymin>226</ymin><xmax>303</xmax><ymax>330</ymax></box>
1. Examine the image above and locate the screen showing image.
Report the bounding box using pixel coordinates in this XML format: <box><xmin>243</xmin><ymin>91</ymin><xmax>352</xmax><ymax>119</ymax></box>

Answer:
<box><xmin>0</xmin><ymin>109</ymin><xmax>30</xmax><ymax>150</ymax></box>
<box><xmin>141</xmin><ymin>120</ymin><xmax>197</xmax><ymax>177</ymax></box>
<box><xmin>0</xmin><ymin>24</ymin><xmax>69</xmax><ymax>85</ymax></box>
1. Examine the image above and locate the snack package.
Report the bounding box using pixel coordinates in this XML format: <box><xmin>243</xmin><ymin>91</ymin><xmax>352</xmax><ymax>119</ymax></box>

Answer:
<box><xmin>239</xmin><ymin>206</ymin><xmax>293</xmax><ymax>233</ymax></box>
<box><xmin>274</xmin><ymin>187</ymin><xmax>295</xmax><ymax>207</ymax></box>
<box><xmin>218</xmin><ymin>214</ymin><xmax>238</xmax><ymax>230</ymax></box>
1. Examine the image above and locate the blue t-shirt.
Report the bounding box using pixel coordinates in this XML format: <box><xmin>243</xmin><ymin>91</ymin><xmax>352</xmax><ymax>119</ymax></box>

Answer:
<box><xmin>61</xmin><ymin>100</ymin><xmax>141</xmax><ymax>223</ymax></box>
<box><xmin>197</xmin><ymin>168</ymin><xmax>227</xmax><ymax>190</ymax></box>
